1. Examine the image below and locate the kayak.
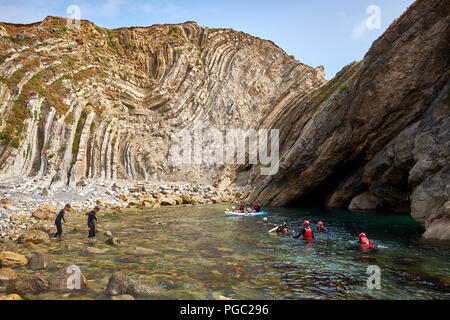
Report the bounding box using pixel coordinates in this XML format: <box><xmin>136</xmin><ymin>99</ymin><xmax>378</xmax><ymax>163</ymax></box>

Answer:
<box><xmin>224</xmin><ymin>211</ymin><xmax>268</xmax><ymax>216</ymax></box>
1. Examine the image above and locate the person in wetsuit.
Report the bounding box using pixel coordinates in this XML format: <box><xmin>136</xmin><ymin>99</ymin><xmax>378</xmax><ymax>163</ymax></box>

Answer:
<box><xmin>358</xmin><ymin>233</ymin><xmax>377</xmax><ymax>249</ymax></box>
<box><xmin>251</xmin><ymin>203</ymin><xmax>262</xmax><ymax>213</ymax></box>
<box><xmin>87</xmin><ymin>206</ymin><xmax>100</xmax><ymax>238</ymax></box>
<box><xmin>293</xmin><ymin>220</ymin><xmax>314</xmax><ymax>240</ymax></box>
<box><xmin>237</xmin><ymin>202</ymin><xmax>246</xmax><ymax>213</ymax></box>
<box><xmin>317</xmin><ymin>221</ymin><xmax>328</xmax><ymax>233</ymax></box>
<box><xmin>276</xmin><ymin>222</ymin><xmax>289</xmax><ymax>234</ymax></box>
<box><xmin>53</xmin><ymin>204</ymin><xmax>71</xmax><ymax>239</ymax></box>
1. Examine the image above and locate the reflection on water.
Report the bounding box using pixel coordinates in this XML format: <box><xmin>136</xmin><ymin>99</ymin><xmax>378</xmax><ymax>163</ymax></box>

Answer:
<box><xmin>1</xmin><ymin>205</ymin><xmax>449</xmax><ymax>300</ymax></box>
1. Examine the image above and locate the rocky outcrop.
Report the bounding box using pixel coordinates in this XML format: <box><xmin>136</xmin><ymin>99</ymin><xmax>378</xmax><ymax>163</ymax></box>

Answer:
<box><xmin>0</xmin><ymin>16</ymin><xmax>324</xmax><ymax>189</ymax></box>
<box><xmin>31</xmin><ymin>204</ymin><xmax>57</xmax><ymax>220</ymax></box>
<box><xmin>106</xmin><ymin>272</ymin><xmax>157</xmax><ymax>297</ymax></box>
<box><xmin>18</xmin><ymin>229</ymin><xmax>50</xmax><ymax>244</ymax></box>
<box><xmin>0</xmin><ymin>251</ymin><xmax>28</xmax><ymax>267</ymax></box>
<box><xmin>240</xmin><ymin>0</ymin><xmax>450</xmax><ymax>240</ymax></box>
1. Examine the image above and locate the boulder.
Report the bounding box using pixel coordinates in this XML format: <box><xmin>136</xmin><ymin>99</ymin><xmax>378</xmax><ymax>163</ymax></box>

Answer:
<box><xmin>7</xmin><ymin>275</ymin><xmax>49</xmax><ymax>294</ymax></box>
<box><xmin>106</xmin><ymin>272</ymin><xmax>157</xmax><ymax>297</ymax></box>
<box><xmin>105</xmin><ymin>237</ymin><xmax>122</xmax><ymax>246</ymax></box>
<box><xmin>110</xmin><ymin>294</ymin><xmax>135</xmax><ymax>300</ymax></box>
<box><xmin>18</xmin><ymin>230</ymin><xmax>50</xmax><ymax>244</ymax></box>
<box><xmin>32</xmin><ymin>204</ymin><xmax>57</xmax><ymax>220</ymax></box>
<box><xmin>27</xmin><ymin>252</ymin><xmax>54</xmax><ymax>270</ymax></box>
<box><xmin>159</xmin><ymin>197</ymin><xmax>176</xmax><ymax>206</ymax></box>
<box><xmin>0</xmin><ymin>294</ymin><xmax>22</xmax><ymax>300</ymax></box>
<box><xmin>0</xmin><ymin>267</ymin><xmax>17</xmax><ymax>282</ymax></box>
<box><xmin>48</xmin><ymin>265</ymin><xmax>88</xmax><ymax>291</ymax></box>
<box><xmin>348</xmin><ymin>192</ymin><xmax>383</xmax><ymax>211</ymax></box>
<box><xmin>0</xmin><ymin>251</ymin><xmax>28</xmax><ymax>268</ymax></box>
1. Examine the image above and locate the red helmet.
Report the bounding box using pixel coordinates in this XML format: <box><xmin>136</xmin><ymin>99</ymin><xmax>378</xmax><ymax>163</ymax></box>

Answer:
<box><xmin>304</xmin><ymin>220</ymin><xmax>310</xmax><ymax>226</ymax></box>
<box><xmin>317</xmin><ymin>221</ymin><xmax>323</xmax><ymax>226</ymax></box>
<box><xmin>359</xmin><ymin>233</ymin><xmax>366</xmax><ymax>238</ymax></box>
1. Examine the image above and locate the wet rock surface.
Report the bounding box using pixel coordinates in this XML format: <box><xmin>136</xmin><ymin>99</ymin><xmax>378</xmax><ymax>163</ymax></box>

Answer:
<box><xmin>106</xmin><ymin>272</ymin><xmax>157</xmax><ymax>297</ymax></box>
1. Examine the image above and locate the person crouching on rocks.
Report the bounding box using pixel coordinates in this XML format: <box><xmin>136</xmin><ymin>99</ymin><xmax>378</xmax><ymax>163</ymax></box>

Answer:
<box><xmin>87</xmin><ymin>206</ymin><xmax>100</xmax><ymax>238</ymax></box>
<box><xmin>53</xmin><ymin>203</ymin><xmax>71</xmax><ymax>239</ymax></box>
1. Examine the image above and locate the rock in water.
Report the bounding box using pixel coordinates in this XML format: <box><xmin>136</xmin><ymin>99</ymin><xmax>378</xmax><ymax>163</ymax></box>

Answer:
<box><xmin>48</xmin><ymin>265</ymin><xmax>88</xmax><ymax>291</ymax></box>
<box><xmin>86</xmin><ymin>247</ymin><xmax>106</xmax><ymax>254</ymax></box>
<box><xmin>133</xmin><ymin>247</ymin><xmax>156</xmax><ymax>255</ymax></box>
<box><xmin>27</xmin><ymin>252</ymin><xmax>54</xmax><ymax>270</ymax></box>
<box><xmin>32</xmin><ymin>204</ymin><xmax>57</xmax><ymax>220</ymax></box>
<box><xmin>106</xmin><ymin>272</ymin><xmax>157</xmax><ymax>297</ymax></box>
<box><xmin>7</xmin><ymin>275</ymin><xmax>49</xmax><ymax>294</ymax></box>
<box><xmin>0</xmin><ymin>267</ymin><xmax>17</xmax><ymax>282</ymax></box>
<box><xmin>0</xmin><ymin>294</ymin><xmax>22</xmax><ymax>300</ymax></box>
<box><xmin>0</xmin><ymin>251</ymin><xmax>28</xmax><ymax>268</ymax></box>
<box><xmin>18</xmin><ymin>230</ymin><xmax>50</xmax><ymax>244</ymax></box>
<box><xmin>110</xmin><ymin>294</ymin><xmax>135</xmax><ymax>300</ymax></box>
<box><xmin>105</xmin><ymin>237</ymin><xmax>121</xmax><ymax>246</ymax></box>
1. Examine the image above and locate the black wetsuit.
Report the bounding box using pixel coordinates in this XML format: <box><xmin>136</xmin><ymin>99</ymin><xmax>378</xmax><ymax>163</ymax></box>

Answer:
<box><xmin>87</xmin><ymin>211</ymin><xmax>98</xmax><ymax>238</ymax></box>
<box><xmin>253</xmin><ymin>205</ymin><xmax>261</xmax><ymax>213</ymax></box>
<box><xmin>53</xmin><ymin>210</ymin><xmax>66</xmax><ymax>238</ymax></box>
<box><xmin>293</xmin><ymin>228</ymin><xmax>314</xmax><ymax>239</ymax></box>
<box><xmin>317</xmin><ymin>226</ymin><xmax>328</xmax><ymax>233</ymax></box>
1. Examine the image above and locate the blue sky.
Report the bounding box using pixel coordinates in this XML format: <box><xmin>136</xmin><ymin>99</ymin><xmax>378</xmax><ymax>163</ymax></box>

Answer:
<box><xmin>0</xmin><ymin>0</ymin><xmax>415</xmax><ymax>79</ymax></box>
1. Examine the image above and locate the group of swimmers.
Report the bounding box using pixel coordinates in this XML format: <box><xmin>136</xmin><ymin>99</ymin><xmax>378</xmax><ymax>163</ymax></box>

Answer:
<box><xmin>52</xmin><ymin>203</ymin><xmax>100</xmax><ymax>240</ymax></box>
<box><xmin>262</xmin><ymin>214</ymin><xmax>377</xmax><ymax>250</ymax></box>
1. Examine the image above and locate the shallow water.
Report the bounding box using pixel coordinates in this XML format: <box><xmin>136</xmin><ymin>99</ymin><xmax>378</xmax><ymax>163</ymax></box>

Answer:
<box><xmin>1</xmin><ymin>205</ymin><xmax>449</xmax><ymax>300</ymax></box>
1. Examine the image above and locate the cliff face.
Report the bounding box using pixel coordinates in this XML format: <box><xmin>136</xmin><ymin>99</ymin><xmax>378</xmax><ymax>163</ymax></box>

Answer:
<box><xmin>0</xmin><ymin>17</ymin><xmax>325</xmax><ymax>188</ymax></box>
<box><xmin>239</xmin><ymin>0</ymin><xmax>450</xmax><ymax>240</ymax></box>
<box><xmin>0</xmin><ymin>0</ymin><xmax>448</xmax><ymax>240</ymax></box>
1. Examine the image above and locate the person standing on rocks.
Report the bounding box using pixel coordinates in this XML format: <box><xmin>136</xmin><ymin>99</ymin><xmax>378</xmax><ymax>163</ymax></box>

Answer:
<box><xmin>87</xmin><ymin>206</ymin><xmax>100</xmax><ymax>238</ymax></box>
<box><xmin>53</xmin><ymin>204</ymin><xmax>71</xmax><ymax>239</ymax></box>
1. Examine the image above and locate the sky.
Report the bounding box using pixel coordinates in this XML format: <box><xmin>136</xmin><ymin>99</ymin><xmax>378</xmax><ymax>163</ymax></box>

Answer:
<box><xmin>0</xmin><ymin>0</ymin><xmax>415</xmax><ymax>79</ymax></box>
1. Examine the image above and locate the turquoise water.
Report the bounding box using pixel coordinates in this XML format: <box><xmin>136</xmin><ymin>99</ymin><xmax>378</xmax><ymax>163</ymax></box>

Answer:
<box><xmin>1</xmin><ymin>205</ymin><xmax>449</xmax><ymax>300</ymax></box>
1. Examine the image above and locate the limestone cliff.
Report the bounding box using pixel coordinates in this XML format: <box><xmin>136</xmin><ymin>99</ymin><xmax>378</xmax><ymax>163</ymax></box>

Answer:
<box><xmin>239</xmin><ymin>0</ymin><xmax>449</xmax><ymax>240</ymax></box>
<box><xmin>0</xmin><ymin>17</ymin><xmax>325</xmax><ymax>188</ymax></box>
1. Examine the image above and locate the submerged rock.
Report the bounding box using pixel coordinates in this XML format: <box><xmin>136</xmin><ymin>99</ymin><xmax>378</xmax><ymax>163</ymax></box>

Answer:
<box><xmin>7</xmin><ymin>275</ymin><xmax>49</xmax><ymax>294</ymax></box>
<box><xmin>106</xmin><ymin>272</ymin><xmax>157</xmax><ymax>297</ymax></box>
<box><xmin>28</xmin><ymin>252</ymin><xmax>54</xmax><ymax>270</ymax></box>
<box><xmin>110</xmin><ymin>294</ymin><xmax>135</xmax><ymax>300</ymax></box>
<box><xmin>132</xmin><ymin>247</ymin><xmax>156</xmax><ymax>255</ymax></box>
<box><xmin>48</xmin><ymin>265</ymin><xmax>89</xmax><ymax>291</ymax></box>
<box><xmin>0</xmin><ymin>294</ymin><xmax>22</xmax><ymax>300</ymax></box>
<box><xmin>0</xmin><ymin>267</ymin><xmax>17</xmax><ymax>282</ymax></box>
<box><xmin>105</xmin><ymin>237</ymin><xmax>122</xmax><ymax>246</ymax></box>
<box><xmin>86</xmin><ymin>247</ymin><xmax>107</xmax><ymax>254</ymax></box>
